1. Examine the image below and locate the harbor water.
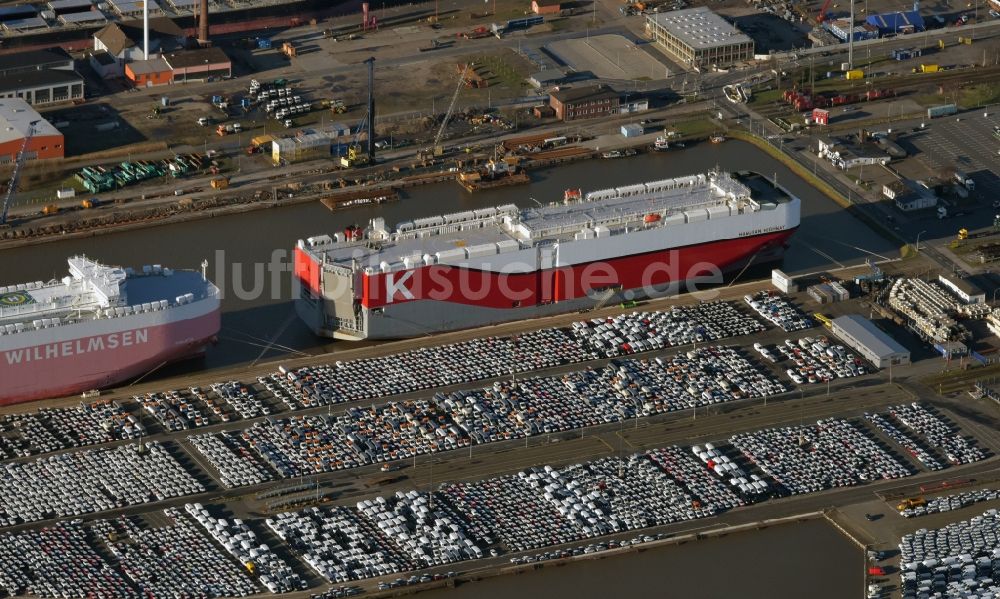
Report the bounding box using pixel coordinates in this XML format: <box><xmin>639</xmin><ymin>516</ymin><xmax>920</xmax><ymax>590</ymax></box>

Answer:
<box><xmin>420</xmin><ymin>519</ymin><xmax>862</xmax><ymax>599</ymax></box>
<box><xmin>0</xmin><ymin>141</ymin><xmax>898</xmax><ymax>369</ymax></box>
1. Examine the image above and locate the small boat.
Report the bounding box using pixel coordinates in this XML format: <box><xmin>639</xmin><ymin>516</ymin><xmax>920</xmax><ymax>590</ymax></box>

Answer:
<box><xmin>653</xmin><ymin>136</ymin><xmax>670</xmax><ymax>151</ymax></box>
<box><xmin>602</xmin><ymin>148</ymin><xmax>637</xmax><ymax>159</ymax></box>
<box><xmin>674</xmin><ymin>141</ymin><xmax>686</xmax><ymax>148</ymax></box>
<box><xmin>710</xmin><ymin>135</ymin><xmax>726</xmax><ymax>144</ymax></box>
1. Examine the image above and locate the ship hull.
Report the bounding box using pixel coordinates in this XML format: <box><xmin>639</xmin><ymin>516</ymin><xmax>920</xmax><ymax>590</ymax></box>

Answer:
<box><xmin>301</xmin><ymin>227</ymin><xmax>795</xmax><ymax>340</ymax></box>
<box><xmin>0</xmin><ymin>304</ymin><xmax>220</xmax><ymax>406</ymax></box>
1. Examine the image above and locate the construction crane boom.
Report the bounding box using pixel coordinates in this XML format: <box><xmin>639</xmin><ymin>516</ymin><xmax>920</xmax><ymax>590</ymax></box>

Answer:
<box><xmin>817</xmin><ymin>0</ymin><xmax>833</xmax><ymax>22</ymax></box>
<box><xmin>0</xmin><ymin>120</ymin><xmax>38</xmax><ymax>227</ymax></box>
<box><xmin>432</xmin><ymin>62</ymin><xmax>470</xmax><ymax>151</ymax></box>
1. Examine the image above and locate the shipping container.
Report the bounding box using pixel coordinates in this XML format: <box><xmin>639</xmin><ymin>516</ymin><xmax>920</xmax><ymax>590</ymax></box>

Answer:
<box><xmin>772</xmin><ymin>269</ymin><xmax>796</xmax><ymax>293</ymax></box>
<box><xmin>808</xmin><ymin>284</ymin><xmax>834</xmax><ymax>304</ymax></box>
<box><xmin>927</xmin><ymin>103</ymin><xmax>957</xmax><ymax>118</ymax></box>
<box><xmin>845</xmin><ymin>69</ymin><xmax>865</xmax><ymax>80</ymax></box>
<box><xmin>828</xmin><ymin>281</ymin><xmax>850</xmax><ymax>301</ymax></box>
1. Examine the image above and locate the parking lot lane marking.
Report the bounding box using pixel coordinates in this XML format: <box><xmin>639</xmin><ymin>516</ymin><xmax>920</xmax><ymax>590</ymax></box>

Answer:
<box><xmin>595</xmin><ymin>436</ymin><xmax>617</xmax><ymax>454</ymax></box>
<box><xmin>615</xmin><ymin>431</ymin><xmax>637</xmax><ymax>450</ymax></box>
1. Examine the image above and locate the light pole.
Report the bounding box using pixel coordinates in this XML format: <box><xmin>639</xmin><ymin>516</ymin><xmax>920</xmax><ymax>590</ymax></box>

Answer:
<box><xmin>916</xmin><ymin>229</ymin><xmax>927</xmax><ymax>252</ymax></box>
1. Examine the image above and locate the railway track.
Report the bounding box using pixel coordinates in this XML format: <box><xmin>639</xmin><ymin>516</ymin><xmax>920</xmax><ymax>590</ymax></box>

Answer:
<box><xmin>751</xmin><ymin>65</ymin><xmax>1000</xmax><ymax>121</ymax></box>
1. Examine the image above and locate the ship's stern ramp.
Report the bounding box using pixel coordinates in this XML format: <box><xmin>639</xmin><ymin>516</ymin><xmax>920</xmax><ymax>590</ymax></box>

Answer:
<box><xmin>295</xmin><ymin>238</ymin><xmax>362</xmax><ymax>339</ymax></box>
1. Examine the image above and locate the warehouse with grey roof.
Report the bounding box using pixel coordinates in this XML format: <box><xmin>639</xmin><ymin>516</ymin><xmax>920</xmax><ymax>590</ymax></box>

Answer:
<box><xmin>831</xmin><ymin>314</ymin><xmax>910</xmax><ymax>369</ymax></box>
<box><xmin>645</xmin><ymin>7</ymin><xmax>754</xmax><ymax>69</ymax></box>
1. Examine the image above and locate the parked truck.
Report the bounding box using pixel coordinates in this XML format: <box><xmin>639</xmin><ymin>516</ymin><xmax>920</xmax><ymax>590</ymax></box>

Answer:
<box><xmin>953</xmin><ymin>170</ymin><xmax>975</xmax><ymax>190</ymax></box>
<box><xmin>215</xmin><ymin>123</ymin><xmax>242</xmax><ymax>136</ymax></box>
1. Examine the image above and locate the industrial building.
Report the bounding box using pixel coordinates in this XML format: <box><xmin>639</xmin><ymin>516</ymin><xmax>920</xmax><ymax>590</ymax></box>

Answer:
<box><xmin>883</xmin><ymin>180</ymin><xmax>937</xmax><ymax>212</ymax></box>
<box><xmin>620</xmin><ymin>97</ymin><xmax>649</xmax><ymax>114</ymax></box>
<box><xmin>938</xmin><ymin>274</ymin><xmax>986</xmax><ymax>304</ymax></box>
<box><xmin>824</xmin><ymin>19</ymin><xmax>878</xmax><ymax>42</ymax></box>
<box><xmin>47</xmin><ymin>0</ymin><xmax>99</xmax><ymax>15</ymax></box>
<box><xmin>621</xmin><ymin>123</ymin><xmax>643</xmax><ymax>138</ymax></box>
<box><xmin>0</xmin><ymin>99</ymin><xmax>64</xmax><ymax>163</ymax></box>
<box><xmin>831</xmin><ymin>314</ymin><xmax>910</xmax><ymax>369</ymax></box>
<box><xmin>125</xmin><ymin>58</ymin><xmax>173</xmax><ymax>87</ymax></box>
<box><xmin>88</xmin><ymin>50</ymin><xmax>119</xmax><ymax>79</ymax></box>
<box><xmin>866</xmin><ymin>11</ymin><xmax>924</xmax><ymax>35</ymax></box>
<box><xmin>0</xmin><ymin>47</ymin><xmax>74</xmax><ymax>78</ymax></box>
<box><xmin>0</xmin><ymin>46</ymin><xmax>82</xmax><ymax>105</ymax></box>
<box><xmin>162</xmin><ymin>47</ymin><xmax>232</xmax><ymax>81</ymax></box>
<box><xmin>645</xmin><ymin>8</ymin><xmax>754</xmax><ymax>69</ymax></box>
<box><xmin>817</xmin><ymin>136</ymin><xmax>891</xmax><ymax>169</ymax></box>
<box><xmin>0</xmin><ymin>69</ymin><xmax>84</xmax><ymax>105</ymax></box>
<box><xmin>272</xmin><ymin>133</ymin><xmax>335</xmax><ymax>164</ymax></box>
<box><xmin>93</xmin><ymin>17</ymin><xmax>185</xmax><ymax>73</ymax></box>
<box><xmin>548</xmin><ymin>84</ymin><xmax>619</xmax><ymax>121</ymax></box>
<box><xmin>528</xmin><ymin>69</ymin><xmax>572</xmax><ymax>89</ymax></box>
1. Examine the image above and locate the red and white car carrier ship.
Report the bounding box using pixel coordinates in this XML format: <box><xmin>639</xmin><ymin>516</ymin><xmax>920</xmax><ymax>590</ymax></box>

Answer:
<box><xmin>0</xmin><ymin>257</ymin><xmax>221</xmax><ymax>405</ymax></box>
<box><xmin>295</xmin><ymin>171</ymin><xmax>800</xmax><ymax>340</ymax></box>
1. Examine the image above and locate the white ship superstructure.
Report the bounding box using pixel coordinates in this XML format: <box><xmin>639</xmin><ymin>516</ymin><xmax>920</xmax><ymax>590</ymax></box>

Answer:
<box><xmin>0</xmin><ymin>257</ymin><xmax>221</xmax><ymax>405</ymax></box>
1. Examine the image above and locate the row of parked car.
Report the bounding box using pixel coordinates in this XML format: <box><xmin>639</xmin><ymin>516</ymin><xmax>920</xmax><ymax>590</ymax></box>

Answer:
<box><xmin>0</xmin><ymin>400</ymin><xmax>138</xmax><ymax>460</ymax></box>
<box><xmin>508</xmin><ymin>533</ymin><xmax>671</xmax><ymax>565</ymax></box>
<box><xmin>188</xmin><ymin>432</ymin><xmax>274</xmax><ymax>488</ymax></box>
<box><xmin>744</xmin><ymin>291</ymin><xmax>814</xmax><ymax>332</ymax></box>
<box><xmin>730</xmin><ymin>418</ymin><xmax>914</xmax><ymax>495</ymax></box>
<box><xmin>898</xmin><ymin>509</ymin><xmax>1000</xmax><ymax>598</ymax></box>
<box><xmin>770</xmin><ymin>336</ymin><xmax>868</xmax><ymax>384</ymax></box>
<box><xmin>889</xmin><ymin>403</ymin><xmax>988</xmax><ymax>466</ymax></box>
<box><xmin>204</xmin><ymin>345</ymin><xmax>786</xmax><ymax>481</ymax></box>
<box><xmin>274</xmin><ymin>327</ymin><xmax>594</xmax><ymax>409</ymax></box>
<box><xmin>865</xmin><ymin>411</ymin><xmax>945</xmax><ymax>471</ymax></box>
<box><xmin>92</xmin><ymin>510</ymin><xmax>259</xmax><ymax>598</ymax></box>
<box><xmin>570</xmin><ymin>301</ymin><xmax>767</xmax><ymax>357</ymax></box>
<box><xmin>0</xmin><ymin>521</ymin><xmax>136</xmax><ymax>598</ymax></box>
<box><xmin>0</xmin><ymin>442</ymin><xmax>203</xmax><ymax>527</ymax></box>
<box><xmin>898</xmin><ymin>489</ymin><xmax>1000</xmax><ymax>519</ymax></box>
<box><xmin>185</xmin><ymin>503</ymin><xmax>307</xmax><ymax>594</ymax></box>
<box><xmin>267</xmin><ymin>505</ymin><xmax>415</xmax><ymax>583</ymax></box>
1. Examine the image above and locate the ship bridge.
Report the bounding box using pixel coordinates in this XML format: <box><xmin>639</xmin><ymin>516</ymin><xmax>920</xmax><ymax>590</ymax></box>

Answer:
<box><xmin>0</xmin><ymin>257</ymin><xmax>217</xmax><ymax>335</ymax></box>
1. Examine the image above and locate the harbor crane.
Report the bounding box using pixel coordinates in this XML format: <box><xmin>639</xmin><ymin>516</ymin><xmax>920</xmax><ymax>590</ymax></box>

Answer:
<box><xmin>419</xmin><ymin>63</ymin><xmax>470</xmax><ymax>161</ymax></box>
<box><xmin>0</xmin><ymin>120</ymin><xmax>38</xmax><ymax>227</ymax></box>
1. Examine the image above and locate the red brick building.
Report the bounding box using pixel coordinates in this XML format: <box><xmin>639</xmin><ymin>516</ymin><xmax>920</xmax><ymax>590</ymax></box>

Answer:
<box><xmin>548</xmin><ymin>85</ymin><xmax>620</xmax><ymax>121</ymax></box>
<box><xmin>0</xmin><ymin>99</ymin><xmax>63</xmax><ymax>163</ymax></box>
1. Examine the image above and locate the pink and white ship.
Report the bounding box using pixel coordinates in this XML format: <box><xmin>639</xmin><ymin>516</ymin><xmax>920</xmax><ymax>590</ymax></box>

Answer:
<box><xmin>0</xmin><ymin>256</ymin><xmax>221</xmax><ymax>406</ymax></box>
